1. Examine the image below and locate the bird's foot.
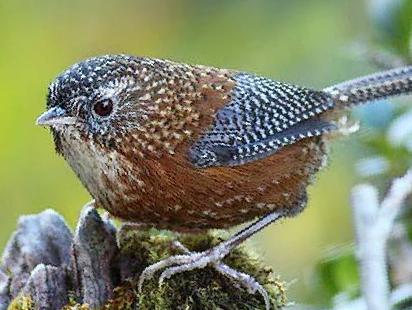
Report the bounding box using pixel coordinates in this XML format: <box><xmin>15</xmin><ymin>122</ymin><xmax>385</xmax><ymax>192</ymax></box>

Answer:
<box><xmin>138</xmin><ymin>211</ymin><xmax>284</xmax><ymax>309</ymax></box>
<box><xmin>138</xmin><ymin>240</ymin><xmax>271</xmax><ymax>310</ymax></box>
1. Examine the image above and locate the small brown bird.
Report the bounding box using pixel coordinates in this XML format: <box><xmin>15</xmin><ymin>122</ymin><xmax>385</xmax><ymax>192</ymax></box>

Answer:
<box><xmin>36</xmin><ymin>55</ymin><xmax>412</xmax><ymax>308</ymax></box>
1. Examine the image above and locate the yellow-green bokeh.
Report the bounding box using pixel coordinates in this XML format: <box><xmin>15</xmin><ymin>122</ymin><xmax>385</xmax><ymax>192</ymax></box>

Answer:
<box><xmin>0</xmin><ymin>0</ymin><xmax>373</xmax><ymax>302</ymax></box>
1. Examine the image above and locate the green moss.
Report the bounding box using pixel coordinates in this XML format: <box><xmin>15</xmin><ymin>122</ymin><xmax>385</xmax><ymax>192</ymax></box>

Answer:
<box><xmin>7</xmin><ymin>296</ymin><xmax>33</xmax><ymax>310</ymax></box>
<box><xmin>109</xmin><ymin>227</ymin><xmax>287</xmax><ymax>309</ymax></box>
<box><xmin>62</xmin><ymin>295</ymin><xmax>91</xmax><ymax>310</ymax></box>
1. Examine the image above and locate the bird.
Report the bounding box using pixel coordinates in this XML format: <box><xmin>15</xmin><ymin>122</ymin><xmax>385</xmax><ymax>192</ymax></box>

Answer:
<box><xmin>36</xmin><ymin>54</ymin><xmax>412</xmax><ymax>309</ymax></box>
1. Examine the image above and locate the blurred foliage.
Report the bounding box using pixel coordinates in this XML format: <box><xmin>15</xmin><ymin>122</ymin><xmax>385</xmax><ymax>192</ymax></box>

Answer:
<box><xmin>368</xmin><ymin>0</ymin><xmax>412</xmax><ymax>59</ymax></box>
<box><xmin>0</xmin><ymin>0</ymin><xmax>410</xmax><ymax>307</ymax></box>
<box><xmin>308</xmin><ymin>0</ymin><xmax>412</xmax><ymax>307</ymax></box>
<box><xmin>313</xmin><ymin>246</ymin><xmax>360</xmax><ymax>305</ymax></box>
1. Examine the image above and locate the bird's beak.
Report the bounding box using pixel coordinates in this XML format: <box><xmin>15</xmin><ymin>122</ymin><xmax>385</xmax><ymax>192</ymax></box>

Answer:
<box><xmin>36</xmin><ymin>107</ymin><xmax>77</xmax><ymax>126</ymax></box>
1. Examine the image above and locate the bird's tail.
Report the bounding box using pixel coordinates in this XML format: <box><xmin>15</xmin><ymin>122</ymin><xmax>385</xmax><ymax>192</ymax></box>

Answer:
<box><xmin>324</xmin><ymin>66</ymin><xmax>412</xmax><ymax>107</ymax></box>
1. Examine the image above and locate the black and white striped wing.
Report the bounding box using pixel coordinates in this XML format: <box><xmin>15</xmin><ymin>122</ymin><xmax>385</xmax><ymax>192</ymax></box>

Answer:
<box><xmin>189</xmin><ymin>73</ymin><xmax>337</xmax><ymax>168</ymax></box>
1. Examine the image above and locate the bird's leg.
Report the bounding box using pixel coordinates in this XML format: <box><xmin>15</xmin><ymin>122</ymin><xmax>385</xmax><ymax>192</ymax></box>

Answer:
<box><xmin>171</xmin><ymin>240</ymin><xmax>272</xmax><ymax>310</ymax></box>
<box><xmin>138</xmin><ymin>211</ymin><xmax>285</xmax><ymax>310</ymax></box>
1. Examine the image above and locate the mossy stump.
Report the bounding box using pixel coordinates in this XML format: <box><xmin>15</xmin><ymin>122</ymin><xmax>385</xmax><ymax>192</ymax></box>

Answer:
<box><xmin>0</xmin><ymin>206</ymin><xmax>287</xmax><ymax>309</ymax></box>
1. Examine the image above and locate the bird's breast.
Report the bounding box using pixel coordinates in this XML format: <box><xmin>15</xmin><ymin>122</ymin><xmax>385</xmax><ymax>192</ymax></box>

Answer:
<box><xmin>59</xmin><ymin>127</ymin><xmax>327</xmax><ymax>231</ymax></box>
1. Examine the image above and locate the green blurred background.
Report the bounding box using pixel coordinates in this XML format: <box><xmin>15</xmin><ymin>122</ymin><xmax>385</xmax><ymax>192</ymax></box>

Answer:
<box><xmin>0</xmin><ymin>0</ymin><xmax>393</xmax><ymax>304</ymax></box>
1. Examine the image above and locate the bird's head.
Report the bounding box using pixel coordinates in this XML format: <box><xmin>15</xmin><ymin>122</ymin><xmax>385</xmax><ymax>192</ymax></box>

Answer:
<box><xmin>36</xmin><ymin>54</ymin><xmax>168</xmax><ymax>153</ymax></box>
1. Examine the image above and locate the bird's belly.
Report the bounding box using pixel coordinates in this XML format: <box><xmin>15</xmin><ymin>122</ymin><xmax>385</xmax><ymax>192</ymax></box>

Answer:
<box><xmin>62</xmin><ymin>133</ymin><xmax>326</xmax><ymax>231</ymax></box>
<box><xmin>105</xmin><ymin>177</ymin><xmax>309</xmax><ymax>231</ymax></box>
<box><xmin>100</xmin><ymin>142</ymin><xmax>326</xmax><ymax>231</ymax></box>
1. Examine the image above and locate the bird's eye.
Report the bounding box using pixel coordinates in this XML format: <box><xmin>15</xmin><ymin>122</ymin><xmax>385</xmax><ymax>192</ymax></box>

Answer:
<box><xmin>93</xmin><ymin>99</ymin><xmax>113</xmax><ymax>117</ymax></box>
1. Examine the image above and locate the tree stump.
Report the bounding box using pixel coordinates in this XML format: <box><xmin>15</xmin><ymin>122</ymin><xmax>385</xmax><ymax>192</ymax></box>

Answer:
<box><xmin>0</xmin><ymin>206</ymin><xmax>286</xmax><ymax>309</ymax></box>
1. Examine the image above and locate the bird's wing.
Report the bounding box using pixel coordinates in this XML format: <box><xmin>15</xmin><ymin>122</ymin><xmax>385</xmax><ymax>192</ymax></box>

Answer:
<box><xmin>189</xmin><ymin>73</ymin><xmax>337</xmax><ymax>168</ymax></box>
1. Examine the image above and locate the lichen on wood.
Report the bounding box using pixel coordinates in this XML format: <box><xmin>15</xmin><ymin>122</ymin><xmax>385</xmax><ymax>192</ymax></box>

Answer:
<box><xmin>0</xmin><ymin>206</ymin><xmax>287</xmax><ymax>309</ymax></box>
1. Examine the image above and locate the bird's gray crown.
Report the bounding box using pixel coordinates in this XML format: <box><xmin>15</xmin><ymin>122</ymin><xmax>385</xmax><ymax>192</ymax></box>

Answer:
<box><xmin>47</xmin><ymin>54</ymin><xmax>143</xmax><ymax>109</ymax></box>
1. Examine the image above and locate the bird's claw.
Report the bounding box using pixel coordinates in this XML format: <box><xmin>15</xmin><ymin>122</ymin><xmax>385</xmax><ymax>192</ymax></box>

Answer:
<box><xmin>137</xmin><ymin>240</ymin><xmax>271</xmax><ymax>310</ymax></box>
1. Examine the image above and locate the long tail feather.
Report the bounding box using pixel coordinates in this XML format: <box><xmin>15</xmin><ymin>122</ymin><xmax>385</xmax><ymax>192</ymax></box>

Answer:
<box><xmin>324</xmin><ymin>66</ymin><xmax>412</xmax><ymax>107</ymax></box>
